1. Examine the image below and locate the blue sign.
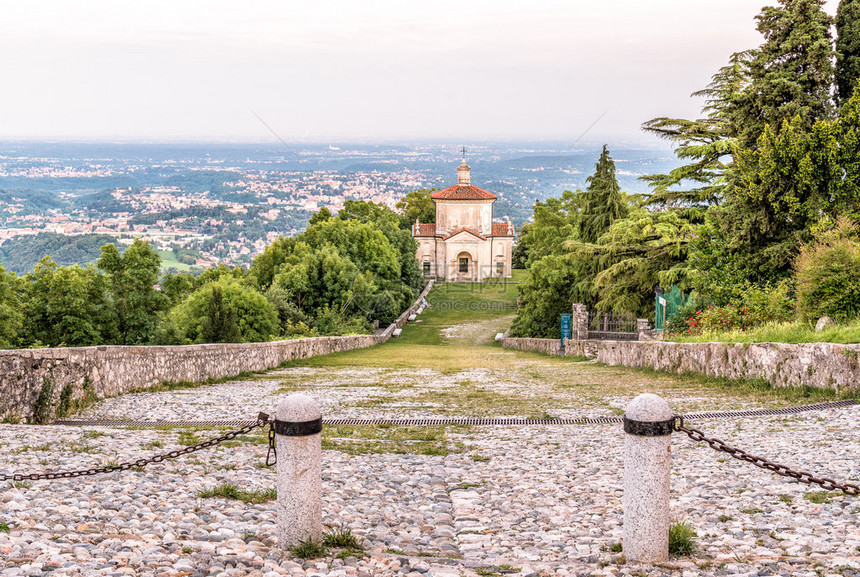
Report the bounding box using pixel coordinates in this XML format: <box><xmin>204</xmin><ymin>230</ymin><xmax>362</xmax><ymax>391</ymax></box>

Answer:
<box><xmin>560</xmin><ymin>314</ymin><xmax>571</xmax><ymax>346</ymax></box>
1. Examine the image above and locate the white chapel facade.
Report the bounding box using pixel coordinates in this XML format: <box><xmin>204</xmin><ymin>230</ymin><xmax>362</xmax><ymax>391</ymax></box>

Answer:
<box><xmin>412</xmin><ymin>161</ymin><xmax>514</xmax><ymax>282</ymax></box>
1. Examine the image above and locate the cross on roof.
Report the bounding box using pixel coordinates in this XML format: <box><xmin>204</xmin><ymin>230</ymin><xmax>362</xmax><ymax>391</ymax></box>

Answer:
<box><xmin>461</xmin><ymin>146</ymin><xmax>467</xmax><ymax>159</ymax></box>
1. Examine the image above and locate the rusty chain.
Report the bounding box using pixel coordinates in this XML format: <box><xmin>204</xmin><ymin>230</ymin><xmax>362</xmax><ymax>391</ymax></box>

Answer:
<box><xmin>673</xmin><ymin>416</ymin><xmax>860</xmax><ymax>496</ymax></box>
<box><xmin>4</xmin><ymin>404</ymin><xmax>859</xmax><ymax>493</ymax></box>
<box><xmin>0</xmin><ymin>413</ymin><xmax>271</xmax><ymax>482</ymax></box>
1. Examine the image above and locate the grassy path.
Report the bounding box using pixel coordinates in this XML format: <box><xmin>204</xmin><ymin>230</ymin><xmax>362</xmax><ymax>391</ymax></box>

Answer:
<box><xmin>282</xmin><ymin>276</ymin><xmax>843</xmax><ymax>418</ymax></box>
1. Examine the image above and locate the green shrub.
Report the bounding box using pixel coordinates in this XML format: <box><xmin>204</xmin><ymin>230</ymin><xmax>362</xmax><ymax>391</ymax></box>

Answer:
<box><xmin>682</xmin><ymin>282</ymin><xmax>793</xmax><ymax>335</ymax></box>
<box><xmin>735</xmin><ymin>281</ymin><xmax>794</xmax><ymax>326</ymax></box>
<box><xmin>795</xmin><ymin>233</ymin><xmax>860</xmax><ymax>321</ymax></box>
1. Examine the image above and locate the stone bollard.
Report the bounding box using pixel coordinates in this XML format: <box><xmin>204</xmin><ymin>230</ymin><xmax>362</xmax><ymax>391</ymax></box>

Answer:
<box><xmin>622</xmin><ymin>393</ymin><xmax>674</xmax><ymax>563</ymax></box>
<box><xmin>276</xmin><ymin>394</ymin><xmax>323</xmax><ymax>549</ymax></box>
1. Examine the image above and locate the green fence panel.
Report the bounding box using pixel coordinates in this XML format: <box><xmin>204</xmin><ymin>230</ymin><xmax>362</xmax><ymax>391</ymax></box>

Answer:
<box><xmin>655</xmin><ymin>285</ymin><xmax>689</xmax><ymax>331</ymax></box>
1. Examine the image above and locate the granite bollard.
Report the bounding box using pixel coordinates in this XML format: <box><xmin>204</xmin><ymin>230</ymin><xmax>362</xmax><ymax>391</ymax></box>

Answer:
<box><xmin>276</xmin><ymin>394</ymin><xmax>322</xmax><ymax>549</ymax></box>
<box><xmin>622</xmin><ymin>393</ymin><xmax>673</xmax><ymax>563</ymax></box>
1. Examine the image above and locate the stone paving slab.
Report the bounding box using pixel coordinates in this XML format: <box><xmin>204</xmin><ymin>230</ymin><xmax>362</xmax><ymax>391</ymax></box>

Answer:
<box><xmin>2</xmin><ymin>366</ymin><xmax>859</xmax><ymax>577</ymax></box>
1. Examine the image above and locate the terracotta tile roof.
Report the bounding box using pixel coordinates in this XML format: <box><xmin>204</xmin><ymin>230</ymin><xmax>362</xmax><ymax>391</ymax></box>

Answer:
<box><xmin>430</xmin><ymin>184</ymin><xmax>497</xmax><ymax>201</ymax></box>
<box><xmin>444</xmin><ymin>227</ymin><xmax>486</xmax><ymax>240</ymax></box>
<box><xmin>491</xmin><ymin>222</ymin><xmax>515</xmax><ymax>237</ymax></box>
<box><xmin>414</xmin><ymin>223</ymin><xmax>437</xmax><ymax>237</ymax></box>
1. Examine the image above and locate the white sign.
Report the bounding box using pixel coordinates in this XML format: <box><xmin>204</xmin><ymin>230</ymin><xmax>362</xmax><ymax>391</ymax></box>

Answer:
<box><xmin>658</xmin><ymin>297</ymin><xmax>666</xmax><ymax>306</ymax></box>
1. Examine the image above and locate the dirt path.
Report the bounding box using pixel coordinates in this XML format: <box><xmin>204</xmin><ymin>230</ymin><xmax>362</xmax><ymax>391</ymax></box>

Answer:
<box><xmin>438</xmin><ymin>314</ymin><xmax>515</xmax><ymax>346</ymax></box>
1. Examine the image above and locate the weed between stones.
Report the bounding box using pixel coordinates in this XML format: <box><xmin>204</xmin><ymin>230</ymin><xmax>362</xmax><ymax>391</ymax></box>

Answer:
<box><xmin>196</xmin><ymin>482</ymin><xmax>276</xmax><ymax>504</ymax></box>
<box><xmin>323</xmin><ymin>526</ymin><xmax>365</xmax><ymax>560</ymax></box>
<box><xmin>804</xmin><ymin>490</ymin><xmax>837</xmax><ymax>504</ymax></box>
<box><xmin>290</xmin><ymin>538</ymin><xmax>327</xmax><ymax>559</ymax></box>
<box><xmin>668</xmin><ymin>520</ymin><xmax>697</xmax><ymax>556</ymax></box>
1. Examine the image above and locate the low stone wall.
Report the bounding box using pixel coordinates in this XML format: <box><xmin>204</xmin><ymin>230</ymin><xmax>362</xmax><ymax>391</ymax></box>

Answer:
<box><xmin>2</xmin><ymin>281</ymin><xmax>437</xmax><ymax>423</ymax></box>
<box><xmin>1</xmin><ymin>335</ymin><xmax>382</xmax><ymax>422</ymax></box>
<box><xmin>499</xmin><ymin>337</ymin><xmax>563</xmax><ymax>356</ymax></box>
<box><xmin>502</xmin><ymin>337</ymin><xmax>860</xmax><ymax>393</ymax></box>
<box><xmin>596</xmin><ymin>340</ymin><xmax>860</xmax><ymax>392</ymax></box>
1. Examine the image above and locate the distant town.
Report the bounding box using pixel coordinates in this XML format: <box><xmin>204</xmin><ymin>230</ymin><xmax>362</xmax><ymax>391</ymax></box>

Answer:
<box><xmin>0</xmin><ymin>141</ymin><xmax>679</xmax><ymax>273</ymax></box>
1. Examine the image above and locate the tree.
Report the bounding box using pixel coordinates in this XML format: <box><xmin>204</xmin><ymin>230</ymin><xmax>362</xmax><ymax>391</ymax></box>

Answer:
<box><xmin>578</xmin><ymin>146</ymin><xmax>628</xmax><ymax>243</ymax></box>
<box><xmin>837</xmin><ymin>0</ymin><xmax>860</xmax><ymax>105</ymax></box>
<box><xmin>713</xmin><ymin>90</ymin><xmax>860</xmax><ymax>286</ymax></box>
<box><xmin>734</xmin><ymin>0</ymin><xmax>835</xmax><ymax>147</ymax></box>
<box><xmin>511</xmin><ymin>150</ymin><xmax>637</xmax><ymax>335</ymax></box>
<box><xmin>395</xmin><ymin>189</ymin><xmax>436</xmax><ymax>225</ymax></box>
<box><xmin>509</xmin><ymin>254</ymin><xmax>578</xmax><ymax>338</ymax></box>
<box><xmin>336</xmin><ymin>199</ymin><xmax>422</xmax><ymax>292</ymax></box>
<box><xmin>0</xmin><ymin>266</ymin><xmax>23</xmax><ymax>348</ymax></box>
<box><xmin>97</xmin><ymin>240</ymin><xmax>163</xmax><ymax>345</ymax></box>
<box><xmin>167</xmin><ymin>279</ymin><xmax>279</xmax><ymax>344</ymax></box>
<box><xmin>301</xmin><ymin>218</ymin><xmax>401</xmax><ymax>282</ymax></box>
<box><xmin>308</xmin><ymin>207</ymin><xmax>332</xmax><ymax>225</ymax></box>
<box><xmin>583</xmin><ymin>209</ymin><xmax>696</xmax><ymax>316</ymax></box>
<box><xmin>511</xmin><ymin>223</ymin><xmax>532</xmax><ymax>269</ymax></box>
<box><xmin>249</xmin><ymin>236</ymin><xmax>295</xmax><ymax>291</ymax></box>
<box><xmin>22</xmin><ymin>258</ymin><xmax>115</xmax><ymax>347</ymax></box>
<box><xmin>640</xmin><ymin>53</ymin><xmax>748</xmax><ymax>210</ymax></box>
<box><xmin>195</xmin><ymin>263</ymin><xmax>246</xmax><ymax>287</ymax></box>
<box><xmin>160</xmin><ymin>272</ymin><xmax>196</xmax><ymax>309</ymax></box>
<box><xmin>269</xmin><ymin>244</ymin><xmax>376</xmax><ymax>324</ymax></box>
<box><xmin>518</xmin><ymin>190</ymin><xmax>584</xmax><ymax>266</ymax></box>
<box><xmin>200</xmin><ymin>285</ymin><xmax>240</xmax><ymax>343</ymax></box>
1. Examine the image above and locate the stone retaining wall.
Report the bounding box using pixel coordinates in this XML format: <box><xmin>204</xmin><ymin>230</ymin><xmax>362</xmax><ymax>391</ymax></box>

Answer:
<box><xmin>501</xmin><ymin>337</ymin><xmax>860</xmax><ymax>392</ymax></box>
<box><xmin>1</xmin><ymin>335</ymin><xmax>381</xmax><ymax>422</ymax></box>
<box><xmin>2</xmin><ymin>280</ymin><xmax>437</xmax><ymax>423</ymax></box>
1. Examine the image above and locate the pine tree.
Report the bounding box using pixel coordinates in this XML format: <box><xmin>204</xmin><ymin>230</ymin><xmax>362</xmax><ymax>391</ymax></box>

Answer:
<box><xmin>578</xmin><ymin>145</ymin><xmax>628</xmax><ymax>244</ymax></box>
<box><xmin>837</xmin><ymin>0</ymin><xmax>860</xmax><ymax>105</ymax></box>
<box><xmin>734</xmin><ymin>0</ymin><xmax>835</xmax><ymax>147</ymax></box>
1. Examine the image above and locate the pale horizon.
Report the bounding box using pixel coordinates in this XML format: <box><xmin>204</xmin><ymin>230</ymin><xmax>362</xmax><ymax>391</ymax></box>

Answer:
<box><xmin>0</xmin><ymin>0</ymin><xmax>840</xmax><ymax>144</ymax></box>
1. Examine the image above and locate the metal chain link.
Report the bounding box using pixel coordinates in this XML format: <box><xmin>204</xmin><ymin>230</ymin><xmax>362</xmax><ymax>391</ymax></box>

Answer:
<box><xmin>673</xmin><ymin>416</ymin><xmax>860</xmax><ymax>496</ymax></box>
<box><xmin>0</xmin><ymin>413</ymin><xmax>271</xmax><ymax>482</ymax></box>
<box><xmin>53</xmin><ymin>399</ymin><xmax>859</xmax><ymax>428</ymax></box>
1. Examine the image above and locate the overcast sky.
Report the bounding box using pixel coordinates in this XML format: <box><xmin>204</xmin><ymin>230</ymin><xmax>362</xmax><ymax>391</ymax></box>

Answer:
<box><xmin>0</xmin><ymin>0</ymin><xmax>840</xmax><ymax>144</ymax></box>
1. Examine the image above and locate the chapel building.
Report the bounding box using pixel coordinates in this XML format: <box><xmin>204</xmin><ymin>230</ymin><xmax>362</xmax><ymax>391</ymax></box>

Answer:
<box><xmin>412</xmin><ymin>161</ymin><xmax>514</xmax><ymax>282</ymax></box>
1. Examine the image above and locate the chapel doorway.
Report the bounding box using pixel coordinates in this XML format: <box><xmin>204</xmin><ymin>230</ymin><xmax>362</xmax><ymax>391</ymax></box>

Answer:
<box><xmin>455</xmin><ymin>252</ymin><xmax>474</xmax><ymax>281</ymax></box>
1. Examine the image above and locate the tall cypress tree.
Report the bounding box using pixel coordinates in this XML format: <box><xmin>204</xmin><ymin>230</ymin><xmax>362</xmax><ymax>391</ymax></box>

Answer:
<box><xmin>578</xmin><ymin>145</ymin><xmax>628</xmax><ymax>244</ymax></box>
<box><xmin>735</xmin><ymin>0</ymin><xmax>834</xmax><ymax>147</ymax></box>
<box><xmin>837</xmin><ymin>0</ymin><xmax>860</xmax><ymax>105</ymax></box>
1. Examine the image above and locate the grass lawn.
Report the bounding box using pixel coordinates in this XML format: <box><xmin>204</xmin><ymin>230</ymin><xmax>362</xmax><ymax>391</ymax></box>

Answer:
<box><xmin>157</xmin><ymin>249</ymin><xmax>199</xmax><ymax>273</ymax></box>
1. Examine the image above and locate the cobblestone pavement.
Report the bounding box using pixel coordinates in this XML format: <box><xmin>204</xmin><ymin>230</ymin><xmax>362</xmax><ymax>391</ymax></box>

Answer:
<box><xmin>2</xmin><ymin>361</ymin><xmax>859</xmax><ymax>577</ymax></box>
